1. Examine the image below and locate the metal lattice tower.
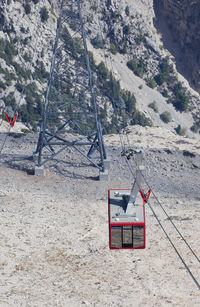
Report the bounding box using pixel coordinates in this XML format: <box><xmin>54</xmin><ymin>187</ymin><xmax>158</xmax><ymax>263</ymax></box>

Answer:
<box><xmin>35</xmin><ymin>0</ymin><xmax>107</xmax><ymax>176</ymax></box>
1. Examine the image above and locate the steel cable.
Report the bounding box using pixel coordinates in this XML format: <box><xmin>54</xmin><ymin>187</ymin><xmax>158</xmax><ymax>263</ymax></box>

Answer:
<box><xmin>148</xmin><ymin>200</ymin><xmax>200</xmax><ymax>290</ymax></box>
<box><xmin>127</xmin><ymin>157</ymin><xmax>200</xmax><ymax>289</ymax></box>
<box><xmin>140</xmin><ymin>171</ymin><xmax>200</xmax><ymax>264</ymax></box>
<box><xmin>131</xmin><ymin>170</ymin><xmax>200</xmax><ymax>290</ymax></box>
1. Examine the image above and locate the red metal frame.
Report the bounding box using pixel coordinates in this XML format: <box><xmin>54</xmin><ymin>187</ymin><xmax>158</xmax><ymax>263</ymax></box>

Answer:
<box><xmin>139</xmin><ymin>189</ymin><xmax>151</xmax><ymax>204</ymax></box>
<box><xmin>5</xmin><ymin>112</ymin><xmax>18</xmax><ymax>127</ymax></box>
<box><xmin>108</xmin><ymin>189</ymin><xmax>146</xmax><ymax>249</ymax></box>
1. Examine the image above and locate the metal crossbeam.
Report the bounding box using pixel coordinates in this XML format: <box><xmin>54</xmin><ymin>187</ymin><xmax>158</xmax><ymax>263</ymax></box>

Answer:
<box><xmin>35</xmin><ymin>0</ymin><xmax>106</xmax><ymax>174</ymax></box>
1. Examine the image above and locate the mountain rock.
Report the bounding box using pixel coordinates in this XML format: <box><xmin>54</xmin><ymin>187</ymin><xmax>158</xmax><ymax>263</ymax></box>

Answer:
<box><xmin>155</xmin><ymin>0</ymin><xmax>200</xmax><ymax>93</ymax></box>
<box><xmin>0</xmin><ymin>0</ymin><xmax>200</xmax><ymax>136</ymax></box>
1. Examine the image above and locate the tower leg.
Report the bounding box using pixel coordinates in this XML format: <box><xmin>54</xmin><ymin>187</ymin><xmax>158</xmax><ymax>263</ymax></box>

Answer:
<box><xmin>104</xmin><ymin>157</ymin><xmax>110</xmax><ymax>170</ymax></box>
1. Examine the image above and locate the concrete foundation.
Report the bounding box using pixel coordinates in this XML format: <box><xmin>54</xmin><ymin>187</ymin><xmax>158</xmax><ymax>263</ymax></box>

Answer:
<box><xmin>99</xmin><ymin>169</ymin><xmax>108</xmax><ymax>181</ymax></box>
<box><xmin>34</xmin><ymin>165</ymin><xmax>45</xmax><ymax>176</ymax></box>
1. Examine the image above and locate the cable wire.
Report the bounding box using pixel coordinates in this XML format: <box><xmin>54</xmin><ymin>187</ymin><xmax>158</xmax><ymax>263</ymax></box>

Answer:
<box><xmin>122</xmin><ymin>118</ymin><xmax>200</xmax><ymax>265</ymax></box>
<box><xmin>148</xmin><ymin>200</ymin><xmax>200</xmax><ymax>290</ymax></box>
<box><xmin>140</xmin><ymin>171</ymin><xmax>200</xmax><ymax>264</ymax></box>
<box><xmin>130</xmin><ymin>170</ymin><xmax>200</xmax><ymax>290</ymax></box>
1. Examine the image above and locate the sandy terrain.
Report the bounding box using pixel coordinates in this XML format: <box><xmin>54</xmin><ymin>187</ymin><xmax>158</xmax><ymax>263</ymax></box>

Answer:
<box><xmin>0</xmin><ymin>126</ymin><xmax>199</xmax><ymax>306</ymax></box>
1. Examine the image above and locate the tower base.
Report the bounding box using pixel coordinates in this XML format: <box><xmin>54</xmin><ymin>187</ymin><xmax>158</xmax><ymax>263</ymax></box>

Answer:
<box><xmin>99</xmin><ymin>169</ymin><xmax>108</xmax><ymax>181</ymax></box>
<box><xmin>34</xmin><ymin>165</ymin><xmax>45</xmax><ymax>176</ymax></box>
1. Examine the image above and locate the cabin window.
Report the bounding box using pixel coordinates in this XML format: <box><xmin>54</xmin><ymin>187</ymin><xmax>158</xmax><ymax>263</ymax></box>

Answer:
<box><xmin>111</xmin><ymin>225</ymin><xmax>144</xmax><ymax>248</ymax></box>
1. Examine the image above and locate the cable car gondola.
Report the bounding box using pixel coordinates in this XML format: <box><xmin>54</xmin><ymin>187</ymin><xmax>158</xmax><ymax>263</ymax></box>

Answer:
<box><xmin>108</xmin><ymin>149</ymin><xmax>150</xmax><ymax>249</ymax></box>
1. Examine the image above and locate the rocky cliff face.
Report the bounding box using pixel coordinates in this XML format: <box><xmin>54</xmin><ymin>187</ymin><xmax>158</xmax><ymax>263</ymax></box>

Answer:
<box><xmin>0</xmin><ymin>0</ymin><xmax>200</xmax><ymax>135</ymax></box>
<box><xmin>155</xmin><ymin>0</ymin><xmax>200</xmax><ymax>93</ymax></box>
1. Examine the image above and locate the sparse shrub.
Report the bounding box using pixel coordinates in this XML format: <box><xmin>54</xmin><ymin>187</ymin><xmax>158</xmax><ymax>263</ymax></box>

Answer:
<box><xmin>148</xmin><ymin>101</ymin><xmax>158</xmax><ymax>113</ymax></box>
<box><xmin>154</xmin><ymin>56</ymin><xmax>173</xmax><ymax>86</ymax></box>
<box><xmin>4</xmin><ymin>70</ymin><xmax>16</xmax><ymax>86</ymax></box>
<box><xmin>172</xmin><ymin>82</ymin><xmax>189</xmax><ymax>111</ymax></box>
<box><xmin>87</xmin><ymin>16</ymin><xmax>93</xmax><ymax>23</ymax></box>
<box><xmin>61</xmin><ymin>27</ymin><xmax>81</xmax><ymax>59</ymax></box>
<box><xmin>175</xmin><ymin>124</ymin><xmax>186</xmax><ymax>136</ymax></box>
<box><xmin>0</xmin><ymin>39</ymin><xmax>18</xmax><ymax>65</ymax></box>
<box><xmin>105</xmin><ymin>73</ymin><xmax>121</xmax><ymax>107</ymax></box>
<box><xmin>40</xmin><ymin>7</ymin><xmax>49</xmax><ymax>22</ymax></box>
<box><xmin>3</xmin><ymin>92</ymin><xmax>16</xmax><ymax>110</ymax></box>
<box><xmin>97</xmin><ymin>61</ymin><xmax>109</xmax><ymax>80</ymax></box>
<box><xmin>0</xmin><ymin>65</ymin><xmax>4</xmax><ymax>74</ymax></box>
<box><xmin>111</xmin><ymin>11</ymin><xmax>121</xmax><ymax>22</ymax></box>
<box><xmin>21</xmin><ymin>128</ymin><xmax>31</xmax><ymax>133</ymax></box>
<box><xmin>22</xmin><ymin>37</ymin><xmax>29</xmax><ymax>46</ymax></box>
<box><xmin>125</xmin><ymin>6</ymin><xmax>130</xmax><ymax>16</ymax></box>
<box><xmin>160</xmin><ymin>111</ymin><xmax>172</xmax><ymax>123</ymax></box>
<box><xmin>123</xmin><ymin>25</ymin><xmax>130</xmax><ymax>35</ymax></box>
<box><xmin>127</xmin><ymin>57</ymin><xmax>147</xmax><ymax>77</ymax></box>
<box><xmin>69</xmin><ymin>21</ymin><xmax>77</xmax><ymax>31</ymax></box>
<box><xmin>137</xmin><ymin>34</ymin><xmax>146</xmax><ymax>43</ymax></box>
<box><xmin>0</xmin><ymin>11</ymin><xmax>5</xmax><ymax>30</ymax></box>
<box><xmin>32</xmin><ymin>0</ymin><xmax>39</xmax><ymax>4</ymax></box>
<box><xmin>19</xmin><ymin>82</ymin><xmax>43</xmax><ymax>127</ymax></box>
<box><xmin>110</xmin><ymin>43</ymin><xmax>117</xmax><ymax>55</ymax></box>
<box><xmin>99</xmin><ymin>107</ymin><xmax>107</xmax><ymax>119</ymax></box>
<box><xmin>20</xmin><ymin>26</ymin><xmax>26</xmax><ymax>33</ymax></box>
<box><xmin>23</xmin><ymin>52</ymin><xmax>32</xmax><ymax>62</ymax></box>
<box><xmin>121</xmin><ymin>45</ymin><xmax>128</xmax><ymax>54</ymax></box>
<box><xmin>127</xmin><ymin>58</ymin><xmax>137</xmax><ymax>73</ymax></box>
<box><xmin>15</xmin><ymin>82</ymin><xmax>23</xmax><ymax>92</ymax></box>
<box><xmin>33</xmin><ymin>61</ymin><xmax>49</xmax><ymax>81</ymax></box>
<box><xmin>161</xmin><ymin>89</ymin><xmax>169</xmax><ymax>97</ymax></box>
<box><xmin>145</xmin><ymin>77</ymin><xmax>157</xmax><ymax>89</ymax></box>
<box><xmin>122</xmin><ymin>90</ymin><xmax>136</xmax><ymax>114</ymax></box>
<box><xmin>41</xmin><ymin>48</ymin><xmax>44</xmax><ymax>58</ymax></box>
<box><xmin>0</xmin><ymin>80</ymin><xmax>6</xmax><ymax>90</ymax></box>
<box><xmin>190</xmin><ymin>124</ymin><xmax>198</xmax><ymax>133</ymax></box>
<box><xmin>131</xmin><ymin>111</ymin><xmax>152</xmax><ymax>127</ymax></box>
<box><xmin>24</xmin><ymin>3</ymin><xmax>31</xmax><ymax>14</ymax></box>
<box><xmin>91</xmin><ymin>4</ymin><xmax>97</xmax><ymax>12</ymax></box>
<box><xmin>91</xmin><ymin>34</ymin><xmax>105</xmax><ymax>49</ymax></box>
<box><xmin>12</xmin><ymin>61</ymin><xmax>31</xmax><ymax>80</ymax></box>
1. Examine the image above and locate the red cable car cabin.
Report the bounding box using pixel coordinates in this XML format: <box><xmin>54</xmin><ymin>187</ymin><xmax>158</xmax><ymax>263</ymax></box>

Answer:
<box><xmin>108</xmin><ymin>188</ymin><xmax>147</xmax><ymax>249</ymax></box>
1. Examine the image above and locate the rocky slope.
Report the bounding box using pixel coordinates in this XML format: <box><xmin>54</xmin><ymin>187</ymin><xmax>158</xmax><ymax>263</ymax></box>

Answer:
<box><xmin>155</xmin><ymin>0</ymin><xmax>200</xmax><ymax>92</ymax></box>
<box><xmin>0</xmin><ymin>0</ymin><xmax>200</xmax><ymax>136</ymax></box>
<box><xmin>154</xmin><ymin>0</ymin><xmax>200</xmax><ymax>127</ymax></box>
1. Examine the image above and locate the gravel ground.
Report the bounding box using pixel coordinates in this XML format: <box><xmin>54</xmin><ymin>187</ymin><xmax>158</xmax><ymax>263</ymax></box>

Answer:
<box><xmin>0</xmin><ymin>128</ymin><xmax>200</xmax><ymax>306</ymax></box>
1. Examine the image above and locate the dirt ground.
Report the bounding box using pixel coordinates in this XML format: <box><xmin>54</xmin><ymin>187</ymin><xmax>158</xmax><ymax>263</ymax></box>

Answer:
<box><xmin>0</xmin><ymin>128</ymin><xmax>200</xmax><ymax>306</ymax></box>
